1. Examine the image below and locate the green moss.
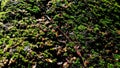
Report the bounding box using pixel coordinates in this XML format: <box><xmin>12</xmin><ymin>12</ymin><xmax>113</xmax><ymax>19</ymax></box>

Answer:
<box><xmin>0</xmin><ymin>0</ymin><xmax>120</xmax><ymax>68</ymax></box>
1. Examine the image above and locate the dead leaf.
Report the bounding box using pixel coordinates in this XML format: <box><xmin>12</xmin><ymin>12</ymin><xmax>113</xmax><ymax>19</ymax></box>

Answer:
<box><xmin>117</xmin><ymin>30</ymin><xmax>120</xmax><ymax>34</ymax></box>
<box><xmin>115</xmin><ymin>50</ymin><xmax>118</xmax><ymax>53</ymax></box>
<box><xmin>45</xmin><ymin>59</ymin><xmax>53</xmax><ymax>63</ymax></box>
<box><xmin>8</xmin><ymin>58</ymin><xmax>15</xmax><ymax>65</ymax></box>
<box><xmin>45</xmin><ymin>21</ymin><xmax>50</xmax><ymax>25</ymax></box>
<box><xmin>63</xmin><ymin>47</ymin><xmax>67</xmax><ymax>52</ymax></box>
<box><xmin>55</xmin><ymin>32</ymin><xmax>59</xmax><ymax>37</ymax></box>
<box><xmin>32</xmin><ymin>62</ymin><xmax>37</xmax><ymax>68</ymax></box>
<box><xmin>52</xmin><ymin>29</ymin><xmax>56</xmax><ymax>33</ymax></box>
<box><xmin>63</xmin><ymin>62</ymin><xmax>69</xmax><ymax>68</ymax></box>
<box><xmin>0</xmin><ymin>62</ymin><xmax>4</xmax><ymax>67</ymax></box>
<box><xmin>45</xmin><ymin>40</ymin><xmax>52</xmax><ymax>46</ymax></box>
<box><xmin>57</xmin><ymin>62</ymin><xmax>63</xmax><ymax>65</ymax></box>
<box><xmin>57</xmin><ymin>49</ymin><xmax>62</xmax><ymax>55</ymax></box>
<box><xmin>84</xmin><ymin>60</ymin><xmax>89</xmax><ymax>67</ymax></box>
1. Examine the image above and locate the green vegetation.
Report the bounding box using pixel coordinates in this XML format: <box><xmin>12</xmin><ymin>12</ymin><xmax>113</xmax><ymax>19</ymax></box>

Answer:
<box><xmin>0</xmin><ymin>0</ymin><xmax>120</xmax><ymax>68</ymax></box>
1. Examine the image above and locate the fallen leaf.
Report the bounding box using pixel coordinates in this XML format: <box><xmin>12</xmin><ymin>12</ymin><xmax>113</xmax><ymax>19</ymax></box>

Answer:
<box><xmin>63</xmin><ymin>62</ymin><xmax>69</xmax><ymax>68</ymax></box>
<box><xmin>45</xmin><ymin>59</ymin><xmax>53</xmax><ymax>63</ymax></box>
<box><xmin>117</xmin><ymin>30</ymin><xmax>120</xmax><ymax>34</ymax></box>
<box><xmin>84</xmin><ymin>60</ymin><xmax>89</xmax><ymax>67</ymax></box>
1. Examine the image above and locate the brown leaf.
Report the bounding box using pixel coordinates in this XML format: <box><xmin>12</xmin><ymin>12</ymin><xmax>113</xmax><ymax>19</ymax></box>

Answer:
<box><xmin>45</xmin><ymin>59</ymin><xmax>53</xmax><ymax>63</ymax></box>
<box><xmin>115</xmin><ymin>50</ymin><xmax>118</xmax><ymax>53</ymax></box>
<box><xmin>117</xmin><ymin>30</ymin><xmax>120</xmax><ymax>34</ymax></box>
<box><xmin>57</xmin><ymin>49</ymin><xmax>62</xmax><ymax>55</ymax></box>
<box><xmin>76</xmin><ymin>50</ymin><xmax>82</xmax><ymax>57</ymax></box>
<box><xmin>45</xmin><ymin>21</ymin><xmax>50</xmax><ymax>25</ymax></box>
<box><xmin>84</xmin><ymin>60</ymin><xmax>89</xmax><ymax>67</ymax></box>
<box><xmin>63</xmin><ymin>62</ymin><xmax>69</xmax><ymax>68</ymax></box>
<box><xmin>32</xmin><ymin>62</ymin><xmax>37</xmax><ymax>68</ymax></box>
<box><xmin>63</xmin><ymin>47</ymin><xmax>67</xmax><ymax>52</ymax></box>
